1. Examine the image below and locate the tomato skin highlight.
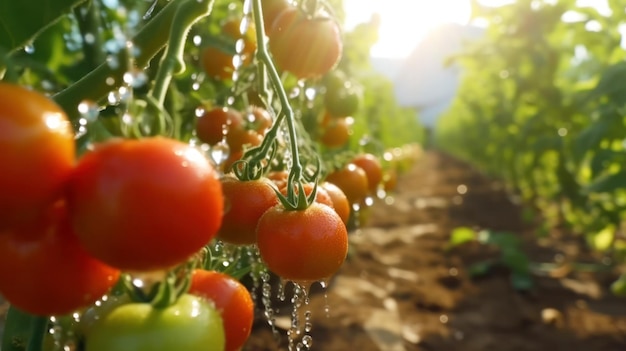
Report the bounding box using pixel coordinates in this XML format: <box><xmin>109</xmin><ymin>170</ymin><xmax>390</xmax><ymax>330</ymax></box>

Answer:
<box><xmin>189</xmin><ymin>270</ymin><xmax>254</xmax><ymax>351</ymax></box>
<box><xmin>0</xmin><ymin>201</ymin><xmax>120</xmax><ymax>316</ymax></box>
<box><xmin>269</xmin><ymin>7</ymin><xmax>342</xmax><ymax>79</ymax></box>
<box><xmin>0</xmin><ymin>83</ymin><xmax>75</xmax><ymax>228</ymax></box>
<box><xmin>84</xmin><ymin>294</ymin><xmax>225</xmax><ymax>351</ymax></box>
<box><xmin>217</xmin><ymin>176</ymin><xmax>279</xmax><ymax>245</ymax></box>
<box><xmin>68</xmin><ymin>137</ymin><xmax>224</xmax><ymax>271</ymax></box>
<box><xmin>257</xmin><ymin>202</ymin><xmax>348</xmax><ymax>282</ymax></box>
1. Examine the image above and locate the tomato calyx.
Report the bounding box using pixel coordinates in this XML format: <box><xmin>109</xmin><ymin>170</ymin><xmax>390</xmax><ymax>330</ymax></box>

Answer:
<box><xmin>122</xmin><ymin>259</ymin><xmax>196</xmax><ymax>309</ymax></box>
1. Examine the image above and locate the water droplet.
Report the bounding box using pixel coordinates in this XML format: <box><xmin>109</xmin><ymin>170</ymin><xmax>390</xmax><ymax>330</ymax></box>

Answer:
<box><xmin>84</xmin><ymin>33</ymin><xmax>96</xmax><ymax>44</ymax></box>
<box><xmin>24</xmin><ymin>43</ymin><xmax>35</xmax><ymax>54</ymax></box>
<box><xmin>77</xmin><ymin>100</ymin><xmax>99</xmax><ymax>122</ymax></box>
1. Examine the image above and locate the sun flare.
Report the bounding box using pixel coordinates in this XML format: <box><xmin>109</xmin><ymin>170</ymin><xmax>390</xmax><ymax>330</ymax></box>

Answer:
<box><xmin>343</xmin><ymin>0</ymin><xmax>473</xmax><ymax>59</ymax></box>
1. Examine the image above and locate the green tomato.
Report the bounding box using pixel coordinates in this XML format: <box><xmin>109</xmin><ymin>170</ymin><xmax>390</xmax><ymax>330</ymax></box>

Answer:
<box><xmin>85</xmin><ymin>294</ymin><xmax>225</xmax><ymax>351</ymax></box>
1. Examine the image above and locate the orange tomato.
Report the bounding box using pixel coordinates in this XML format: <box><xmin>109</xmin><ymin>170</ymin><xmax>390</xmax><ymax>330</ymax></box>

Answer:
<box><xmin>325</xmin><ymin>163</ymin><xmax>369</xmax><ymax>205</ymax></box>
<box><xmin>320</xmin><ymin>181</ymin><xmax>350</xmax><ymax>225</ymax></box>
<box><xmin>351</xmin><ymin>153</ymin><xmax>383</xmax><ymax>193</ymax></box>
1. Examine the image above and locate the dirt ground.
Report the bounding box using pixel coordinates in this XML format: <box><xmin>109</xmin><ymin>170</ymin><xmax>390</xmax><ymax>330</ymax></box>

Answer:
<box><xmin>245</xmin><ymin>150</ymin><xmax>626</xmax><ymax>351</ymax></box>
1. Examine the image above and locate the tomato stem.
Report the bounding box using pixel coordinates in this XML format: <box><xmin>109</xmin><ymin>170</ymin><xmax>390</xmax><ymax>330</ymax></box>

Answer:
<box><xmin>25</xmin><ymin>317</ymin><xmax>47</xmax><ymax>351</ymax></box>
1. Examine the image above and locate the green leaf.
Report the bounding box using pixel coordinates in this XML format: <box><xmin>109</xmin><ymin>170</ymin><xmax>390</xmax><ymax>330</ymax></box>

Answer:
<box><xmin>0</xmin><ymin>0</ymin><xmax>86</xmax><ymax>52</ymax></box>
<box><xmin>589</xmin><ymin>225</ymin><xmax>615</xmax><ymax>251</ymax></box>
<box><xmin>611</xmin><ymin>273</ymin><xmax>626</xmax><ymax>297</ymax></box>
<box><xmin>477</xmin><ymin>230</ymin><xmax>521</xmax><ymax>250</ymax></box>
<box><xmin>448</xmin><ymin>227</ymin><xmax>477</xmax><ymax>247</ymax></box>
<box><xmin>501</xmin><ymin>248</ymin><xmax>530</xmax><ymax>275</ymax></box>
<box><xmin>584</xmin><ymin>170</ymin><xmax>626</xmax><ymax>194</ymax></box>
<box><xmin>468</xmin><ymin>261</ymin><xmax>494</xmax><ymax>277</ymax></box>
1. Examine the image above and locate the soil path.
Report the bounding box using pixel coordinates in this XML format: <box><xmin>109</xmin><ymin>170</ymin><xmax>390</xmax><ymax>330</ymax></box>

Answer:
<box><xmin>246</xmin><ymin>150</ymin><xmax>626</xmax><ymax>351</ymax></box>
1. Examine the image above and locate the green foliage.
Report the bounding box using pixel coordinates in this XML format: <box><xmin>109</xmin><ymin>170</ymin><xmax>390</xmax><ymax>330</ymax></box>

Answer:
<box><xmin>436</xmin><ymin>0</ymin><xmax>626</xmax><ymax>282</ymax></box>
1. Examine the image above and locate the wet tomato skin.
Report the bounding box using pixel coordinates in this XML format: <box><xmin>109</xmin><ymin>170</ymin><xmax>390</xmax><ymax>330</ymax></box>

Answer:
<box><xmin>351</xmin><ymin>153</ymin><xmax>383</xmax><ymax>193</ymax></box>
<box><xmin>320</xmin><ymin>181</ymin><xmax>351</xmax><ymax>225</ymax></box>
<box><xmin>257</xmin><ymin>202</ymin><xmax>349</xmax><ymax>282</ymax></box>
<box><xmin>0</xmin><ymin>201</ymin><xmax>120</xmax><ymax>316</ymax></box>
<box><xmin>0</xmin><ymin>83</ymin><xmax>75</xmax><ymax>229</ymax></box>
<box><xmin>217</xmin><ymin>176</ymin><xmax>279</xmax><ymax>245</ymax></box>
<box><xmin>189</xmin><ymin>270</ymin><xmax>254</xmax><ymax>351</ymax></box>
<box><xmin>68</xmin><ymin>137</ymin><xmax>224</xmax><ymax>271</ymax></box>
<box><xmin>325</xmin><ymin>163</ymin><xmax>369</xmax><ymax>205</ymax></box>
<box><xmin>85</xmin><ymin>294</ymin><xmax>225</xmax><ymax>351</ymax></box>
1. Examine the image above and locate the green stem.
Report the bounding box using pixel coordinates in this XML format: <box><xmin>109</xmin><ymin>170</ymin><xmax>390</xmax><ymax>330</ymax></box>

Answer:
<box><xmin>149</xmin><ymin>0</ymin><xmax>215</xmax><ymax>106</ymax></box>
<box><xmin>52</xmin><ymin>0</ymin><xmax>210</xmax><ymax>122</ymax></box>
<box><xmin>25</xmin><ymin>317</ymin><xmax>47</xmax><ymax>351</ymax></box>
<box><xmin>73</xmin><ymin>0</ymin><xmax>105</xmax><ymax>70</ymax></box>
<box><xmin>1</xmin><ymin>306</ymin><xmax>36</xmax><ymax>351</ymax></box>
<box><xmin>251</xmin><ymin>0</ymin><xmax>306</xmax><ymax>208</ymax></box>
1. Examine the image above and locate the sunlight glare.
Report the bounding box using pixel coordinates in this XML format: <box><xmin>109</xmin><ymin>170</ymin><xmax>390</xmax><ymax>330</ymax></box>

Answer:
<box><xmin>344</xmin><ymin>0</ymin><xmax>472</xmax><ymax>59</ymax></box>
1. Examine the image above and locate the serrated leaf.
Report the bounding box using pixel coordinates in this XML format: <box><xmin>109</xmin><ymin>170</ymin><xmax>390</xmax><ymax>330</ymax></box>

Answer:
<box><xmin>0</xmin><ymin>0</ymin><xmax>86</xmax><ymax>52</ymax></box>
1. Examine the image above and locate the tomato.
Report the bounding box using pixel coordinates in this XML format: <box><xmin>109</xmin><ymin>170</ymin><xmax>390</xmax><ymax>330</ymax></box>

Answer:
<box><xmin>226</xmin><ymin>128</ymin><xmax>263</xmax><ymax>153</ymax></box>
<box><xmin>0</xmin><ymin>83</ymin><xmax>75</xmax><ymax>229</ymax></box>
<box><xmin>0</xmin><ymin>200</ymin><xmax>120</xmax><ymax>316</ymax></box>
<box><xmin>320</xmin><ymin>182</ymin><xmax>350</xmax><ymax>225</ymax></box>
<box><xmin>223</xmin><ymin>150</ymin><xmax>244</xmax><ymax>173</ymax></box>
<box><xmin>68</xmin><ymin>137</ymin><xmax>224</xmax><ymax>271</ymax></box>
<box><xmin>266</xmin><ymin>169</ymin><xmax>289</xmax><ymax>188</ymax></box>
<box><xmin>351</xmin><ymin>153</ymin><xmax>383</xmax><ymax>193</ymax></box>
<box><xmin>324</xmin><ymin>81</ymin><xmax>361</xmax><ymax>118</ymax></box>
<box><xmin>319</xmin><ymin>116</ymin><xmax>351</xmax><ymax>148</ymax></box>
<box><xmin>196</xmin><ymin>106</ymin><xmax>244</xmax><ymax>146</ymax></box>
<box><xmin>189</xmin><ymin>270</ymin><xmax>254</xmax><ymax>351</ymax></box>
<box><xmin>222</xmin><ymin>18</ymin><xmax>257</xmax><ymax>60</ymax></box>
<box><xmin>257</xmin><ymin>202</ymin><xmax>348</xmax><ymax>282</ymax></box>
<box><xmin>201</xmin><ymin>45</ymin><xmax>236</xmax><ymax>80</ymax></box>
<box><xmin>246</xmin><ymin>106</ymin><xmax>273</xmax><ymax>135</ymax></box>
<box><xmin>261</xmin><ymin>0</ymin><xmax>293</xmax><ymax>33</ymax></box>
<box><xmin>325</xmin><ymin>163</ymin><xmax>369</xmax><ymax>205</ymax></box>
<box><xmin>85</xmin><ymin>294</ymin><xmax>225</xmax><ymax>351</ymax></box>
<box><xmin>269</xmin><ymin>7</ymin><xmax>342</xmax><ymax>79</ymax></box>
<box><xmin>383</xmin><ymin>168</ymin><xmax>398</xmax><ymax>193</ymax></box>
<box><xmin>218</xmin><ymin>176</ymin><xmax>279</xmax><ymax>245</ymax></box>
<box><xmin>279</xmin><ymin>182</ymin><xmax>333</xmax><ymax>208</ymax></box>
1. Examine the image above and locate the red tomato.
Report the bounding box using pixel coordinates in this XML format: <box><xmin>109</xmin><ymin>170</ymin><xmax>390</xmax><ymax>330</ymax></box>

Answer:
<box><xmin>189</xmin><ymin>270</ymin><xmax>254</xmax><ymax>351</ymax></box>
<box><xmin>68</xmin><ymin>137</ymin><xmax>223</xmax><ymax>271</ymax></box>
<box><xmin>0</xmin><ymin>83</ymin><xmax>75</xmax><ymax>229</ymax></box>
<box><xmin>200</xmin><ymin>45</ymin><xmax>236</xmax><ymax>80</ymax></box>
<box><xmin>261</xmin><ymin>0</ymin><xmax>293</xmax><ymax>33</ymax></box>
<box><xmin>196</xmin><ymin>107</ymin><xmax>244</xmax><ymax>146</ymax></box>
<box><xmin>320</xmin><ymin>181</ymin><xmax>350</xmax><ymax>225</ymax></box>
<box><xmin>226</xmin><ymin>128</ymin><xmax>263</xmax><ymax>153</ymax></box>
<box><xmin>0</xmin><ymin>200</ymin><xmax>120</xmax><ymax>316</ymax></box>
<box><xmin>325</xmin><ymin>163</ymin><xmax>369</xmax><ymax>205</ymax></box>
<box><xmin>351</xmin><ymin>153</ymin><xmax>383</xmax><ymax>193</ymax></box>
<box><xmin>217</xmin><ymin>176</ymin><xmax>279</xmax><ymax>245</ymax></box>
<box><xmin>257</xmin><ymin>202</ymin><xmax>348</xmax><ymax>282</ymax></box>
<box><xmin>269</xmin><ymin>7</ymin><xmax>342</xmax><ymax>79</ymax></box>
<box><xmin>246</xmin><ymin>106</ymin><xmax>273</xmax><ymax>135</ymax></box>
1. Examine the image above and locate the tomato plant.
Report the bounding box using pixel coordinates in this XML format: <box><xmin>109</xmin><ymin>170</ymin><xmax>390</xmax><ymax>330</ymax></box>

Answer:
<box><xmin>257</xmin><ymin>202</ymin><xmax>349</xmax><ymax>282</ymax></box>
<box><xmin>269</xmin><ymin>6</ymin><xmax>343</xmax><ymax>79</ymax></box>
<box><xmin>84</xmin><ymin>294</ymin><xmax>225</xmax><ymax>351</ymax></box>
<box><xmin>189</xmin><ymin>269</ymin><xmax>254</xmax><ymax>351</ymax></box>
<box><xmin>68</xmin><ymin>137</ymin><xmax>224</xmax><ymax>271</ymax></box>
<box><xmin>0</xmin><ymin>200</ymin><xmax>120</xmax><ymax>316</ymax></box>
<box><xmin>218</xmin><ymin>176</ymin><xmax>279</xmax><ymax>245</ymax></box>
<box><xmin>0</xmin><ymin>83</ymin><xmax>75</xmax><ymax>229</ymax></box>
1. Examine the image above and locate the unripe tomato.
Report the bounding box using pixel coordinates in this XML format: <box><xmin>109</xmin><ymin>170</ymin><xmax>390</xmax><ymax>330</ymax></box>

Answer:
<box><xmin>324</xmin><ymin>82</ymin><xmax>361</xmax><ymax>118</ymax></box>
<box><xmin>190</xmin><ymin>270</ymin><xmax>254</xmax><ymax>351</ymax></box>
<box><xmin>0</xmin><ymin>201</ymin><xmax>120</xmax><ymax>316</ymax></box>
<box><xmin>85</xmin><ymin>294</ymin><xmax>225</xmax><ymax>351</ymax></box>
<box><xmin>218</xmin><ymin>176</ymin><xmax>279</xmax><ymax>245</ymax></box>
<box><xmin>257</xmin><ymin>202</ymin><xmax>348</xmax><ymax>282</ymax></box>
<box><xmin>351</xmin><ymin>153</ymin><xmax>383</xmax><ymax>193</ymax></box>
<box><xmin>325</xmin><ymin>163</ymin><xmax>369</xmax><ymax>205</ymax></box>
<box><xmin>0</xmin><ymin>83</ymin><xmax>75</xmax><ymax>228</ymax></box>
<box><xmin>68</xmin><ymin>137</ymin><xmax>224</xmax><ymax>271</ymax></box>
<box><xmin>269</xmin><ymin>7</ymin><xmax>342</xmax><ymax>79</ymax></box>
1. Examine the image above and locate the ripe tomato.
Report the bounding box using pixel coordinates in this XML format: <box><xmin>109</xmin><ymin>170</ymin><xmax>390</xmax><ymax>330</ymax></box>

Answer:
<box><xmin>320</xmin><ymin>181</ymin><xmax>350</xmax><ymax>225</ymax></box>
<box><xmin>351</xmin><ymin>153</ymin><xmax>383</xmax><ymax>193</ymax></box>
<box><xmin>257</xmin><ymin>202</ymin><xmax>348</xmax><ymax>282</ymax></box>
<box><xmin>247</xmin><ymin>106</ymin><xmax>273</xmax><ymax>135</ymax></box>
<box><xmin>218</xmin><ymin>176</ymin><xmax>279</xmax><ymax>245</ymax></box>
<box><xmin>269</xmin><ymin>7</ymin><xmax>342</xmax><ymax>79</ymax></box>
<box><xmin>279</xmin><ymin>182</ymin><xmax>333</xmax><ymax>208</ymax></box>
<box><xmin>266</xmin><ymin>169</ymin><xmax>289</xmax><ymax>188</ymax></box>
<box><xmin>0</xmin><ymin>201</ymin><xmax>120</xmax><ymax>316</ymax></box>
<box><xmin>201</xmin><ymin>45</ymin><xmax>236</xmax><ymax>80</ymax></box>
<box><xmin>196</xmin><ymin>106</ymin><xmax>244</xmax><ymax>146</ymax></box>
<box><xmin>319</xmin><ymin>116</ymin><xmax>351</xmax><ymax>148</ymax></box>
<box><xmin>222</xmin><ymin>18</ymin><xmax>257</xmax><ymax>60</ymax></box>
<box><xmin>0</xmin><ymin>83</ymin><xmax>75</xmax><ymax>229</ymax></box>
<box><xmin>68</xmin><ymin>137</ymin><xmax>224</xmax><ymax>271</ymax></box>
<box><xmin>261</xmin><ymin>0</ymin><xmax>293</xmax><ymax>33</ymax></box>
<box><xmin>226</xmin><ymin>128</ymin><xmax>263</xmax><ymax>153</ymax></box>
<box><xmin>383</xmin><ymin>168</ymin><xmax>398</xmax><ymax>193</ymax></box>
<box><xmin>325</xmin><ymin>163</ymin><xmax>369</xmax><ymax>205</ymax></box>
<box><xmin>85</xmin><ymin>294</ymin><xmax>225</xmax><ymax>351</ymax></box>
<box><xmin>189</xmin><ymin>270</ymin><xmax>254</xmax><ymax>351</ymax></box>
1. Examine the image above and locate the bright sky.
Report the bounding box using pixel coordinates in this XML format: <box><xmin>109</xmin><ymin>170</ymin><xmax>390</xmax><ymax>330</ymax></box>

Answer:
<box><xmin>343</xmin><ymin>0</ymin><xmax>611</xmax><ymax>59</ymax></box>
